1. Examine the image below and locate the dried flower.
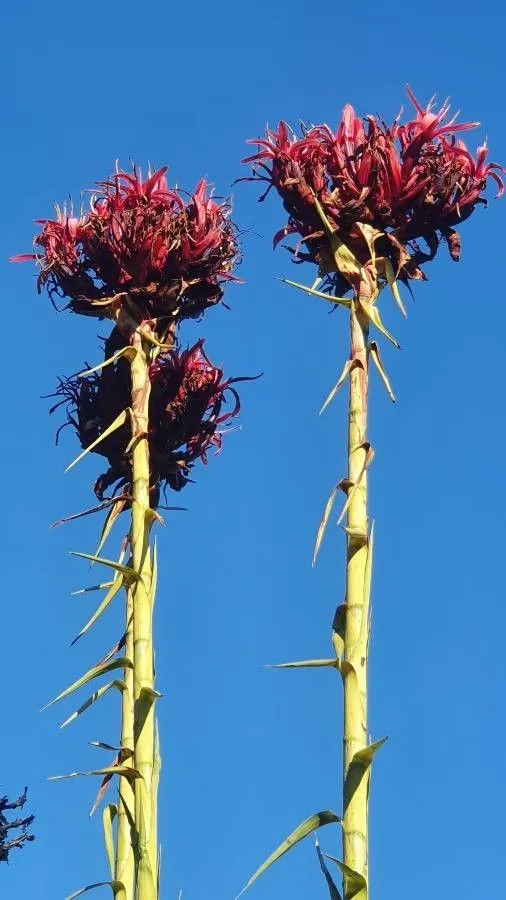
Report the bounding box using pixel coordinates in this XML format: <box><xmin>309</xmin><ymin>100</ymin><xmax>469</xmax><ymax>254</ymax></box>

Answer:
<box><xmin>51</xmin><ymin>331</ymin><xmax>251</xmax><ymax>505</ymax></box>
<box><xmin>243</xmin><ymin>88</ymin><xmax>503</xmax><ymax>295</ymax></box>
<box><xmin>12</xmin><ymin>166</ymin><xmax>240</xmax><ymax>328</ymax></box>
<box><xmin>0</xmin><ymin>788</ymin><xmax>35</xmax><ymax>863</ymax></box>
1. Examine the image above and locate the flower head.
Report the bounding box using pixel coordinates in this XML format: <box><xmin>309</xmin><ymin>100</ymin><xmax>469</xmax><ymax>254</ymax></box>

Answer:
<box><xmin>51</xmin><ymin>331</ymin><xmax>249</xmax><ymax>505</ymax></box>
<box><xmin>243</xmin><ymin>88</ymin><xmax>503</xmax><ymax>295</ymax></box>
<box><xmin>13</xmin><ymin>166</ymin><xmax>240</xmax><ymax>328</ymax></box>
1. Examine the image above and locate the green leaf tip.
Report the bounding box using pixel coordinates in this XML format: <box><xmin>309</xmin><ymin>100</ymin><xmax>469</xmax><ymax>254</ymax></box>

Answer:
<box><xmin>48</xmin><ymin>765</ymin><xmax>140</xmax><ymax>783</ymax></box>
<box><xmin>265</xmin><ymin>659</ymin><xmax>337</xmax><ymax>669</ymax></box>
<box><xmin>78</xmin><ymin>346</ymin><xmax>136</xmax><ymax>380</ymax></box>
<box><xmin>281</xmin><ymin>277</ymin><xmax>351</xmax><ymax>309</ymax></box>
<box><xmin>70</xmin><ymin>552</ymin><xmax>138</xmax><ymax>580</ymax></box>
<box><xmin>42</xmin><ymin>658</ymin><xmax>132</xmax><ymax>711</ymax></box>
<box><xmin>59</xmin><ymin>680</ymin><xmax>126</xmax><ymax>729</ymax></box>
<box><xmin>313</xmin><ymin>483</ymin><xmax>340</xmax><ymax>566</ymax></box>
<box><xmin>65</xmin><ymin>410</ymin><xmax>129</xmax><ymax>473</ymax></box>
<box><xmin>66</xmin><ymin>881</ymin><xmax>126</xmax><ymax>900</ymax></box>
<box><xmin>324</xmin><ymin>855</ymin><xmax>367</xmax><ymax>899</ymax></box>
<box><xmin>315</xmin><ymin>838</ymin><xmax>342</xmax><ymax>900</ymax></box>
<box><xmin>103</xmin><ymin>805</ymin><xmax>118</xmax><ymax>880</ymax></box>
<box><xmin>319</xmin><ymin>360</ymin><xmax>358</xmax><ymax>415</ymax></box>
<box><xmin>351</xmin><ymin>736</ymin><xmax>388</xmax><ymax>768</ymax></box>
<box><xmin>236</xmin><ymin>810</ymin><xmax>341</xmax><ymax>898</ymax></box>
<box><xmin>70</xmin><ymin>577</ymin><xmax>124</xmax><ymax>646</ymax></box>
<box><xmin>359</xmin><ymin>298</ymin><xmax>400</xmax><ymax>348</ymax></box>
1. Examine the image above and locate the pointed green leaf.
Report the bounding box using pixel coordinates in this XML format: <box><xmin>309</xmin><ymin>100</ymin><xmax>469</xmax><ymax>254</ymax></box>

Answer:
<box><xmin>42</xmin><ymin>658</ymin><xmax>132</xmax><ymax>710</ymax></box>
<box><xmin>78</xmin><ymin>346</ymin><xmax>136</xmax><ymax>379</ymax></box>
<box><xmin>319</xmin><ymin>360</ymin><xmax>354</xmax><ymax>415</ymax></box>
<box><xmin>236</xmin><ymin>810</ymin><xmax>341</xmax><ymax>898</ymax></box>
<box><xmin>359</xmin><ymin>300</ymin><xmax>400</xmax><ymax>348</ymax></box>
<box><xmin>60</xmin><ymin>680</ymin><xmax>126</xmax><ymax>729</ymax></box>
<box><xmin>94</xmin><ymin>500</ymin><xmax>127</xmax><ymax>560</ymax></box>
<box><xmin>316</xmin><ymin>838</ymin><xmax>342</xmax><ymax>900</ymax></box>
<box><xmin>72</xmin><ymin>581</ymin><xmax>115</xmax><ymax>596</ymax></box>
<box><xmin>138</xmin><ymin>326</ymin><xmax>171</xmax><ymax>349</ymax></box>
<box><xmin>71</xmin><ymin>551</ymin><xmax>138</xmax><ymax>580</ymax></box>
<box><xmin>66</xmin><ymin>881</ymin><xmax>126</xmax><ymax>900</ymax></box>
<box><xmin>369</xmin><ymin>341</ymin><xmax>396</xmax><ymax>402</ymax></box>
<box><xmin>140</xmin><ymin>686</ymin><xmax>162</xmax><ymax>702</ymax></box>
<box><xmin>90</xmin><ymin>741</ymin><xmax>124</xmax><ymax>752</ymax></box>
<box><xmin>324</xmin><ymin>856</ymin><xmax>367</xmax><ymax>899</ymax></box>
<box><xmin>344</xmin><ymin>735</ymin><xmax>387</xmax><ymax>816</ymax></box>
<box><xmin>352</xmin><ymin>736</ymin><xmax>388</xmax><ymax>768</ymax></box>
<box><xmin>90</xmin><ymin>752</ymin><xmax>132</xmax><ymax>818</ymax></box>
<box><xmin>103</xmin><ymin>805</ymin><xmax>118</xmax><ymax>879</ymax></box>
<box><xmin>49</xmin><ymin>765</ymin><xmax>141</xmax><ymax>783</ymax></box>
<box><xmin>384</xmin><ymin>258</ymin><xmax>407</xmax><ymax>318</ymax></box>
<box><xmin>65</xmin><ymin>410</ymin><xmax>129</xmax><ymax>473</ymax></box>
<box><xmin>71</xmin><ymin>577</ymin><xmax>124</xmax><ymax>645</ymax></box>
<box><xmin>280</xmin><ymin>278</ymin><xmax>351</xmax><ymax>308</ymax></box>
<box><xmin>312</xmin><ymin>194</ymin><xmax>361</xmax><ymax>279</ymax></box>
<box><xmin>313</xmin><ymin>484</ymin><xmax>340</xmax><ymax>566</ymax></box>
<box><xmin>266</xmin><ymin>659</ymin><xmax>337</xmax><ymax>669</ymax></box>
<box><xmin>51</xmin><ymin>498</ymin><xmax>122</xmax><ymax>529</ymax></box>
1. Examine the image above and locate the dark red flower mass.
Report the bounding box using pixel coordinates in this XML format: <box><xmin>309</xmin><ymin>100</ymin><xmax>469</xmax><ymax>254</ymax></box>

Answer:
<box><xmin>13</xmin><ymin>166</ymin><xmax>240</xmax><ymax>325</ymax></box>
<box><xmin>243</xmin><ymin>88</ymin><xmax>503</xmax><ymax>295</ymax></box>
<box><xmin>50</xmin><ymin>331</ymin><xmax>250</xmax><ymax>505</ymax></box>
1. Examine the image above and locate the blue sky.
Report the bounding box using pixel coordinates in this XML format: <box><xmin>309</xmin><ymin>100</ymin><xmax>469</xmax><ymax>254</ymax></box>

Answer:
<box><xmin>1</xmin><ymin>1</ymin><xmax>505</xmax><ymax>898</ymax></box>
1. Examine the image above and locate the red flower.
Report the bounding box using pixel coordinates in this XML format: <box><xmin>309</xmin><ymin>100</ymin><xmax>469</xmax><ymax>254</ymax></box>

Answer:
<box><xmin>398</xmin><ymin>87</ymin><xmax>479</xmax><ymax>159</ymax></box>
<box><xmin>12</xmin><ymin>166</ymin><xmax>240</xmax><ymax>326</ymax></box>
<box><xmin>243</xmin><ymin>87</ymin><xmax>503</xmax><ymax>294</ymax></box>
<box><xmin>50</xmin><ymin>331</ymin><xmax>252</xmax><ymax>505</ymax></box>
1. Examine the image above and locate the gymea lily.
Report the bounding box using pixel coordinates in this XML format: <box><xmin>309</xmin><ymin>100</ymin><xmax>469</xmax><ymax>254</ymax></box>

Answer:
<box><xmin>238</xmin><ymin>87</ymin><xmax>503</xmax><ymax>900</ymax></box>
<box><xmin>13</xmin><ymin>164</ymin><xmax>251</xmax><ymax>900</ymax></box>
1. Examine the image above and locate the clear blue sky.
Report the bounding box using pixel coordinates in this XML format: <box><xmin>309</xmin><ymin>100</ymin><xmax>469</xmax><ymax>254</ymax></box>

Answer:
<box><xmin>1</xmin><ymin>2</ymin><xmax>505</xmax><ymax>898</ymax></box>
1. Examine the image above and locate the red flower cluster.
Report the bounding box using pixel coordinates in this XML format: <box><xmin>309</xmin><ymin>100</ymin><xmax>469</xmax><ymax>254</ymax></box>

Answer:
<box><xmin>244</xmin><ymin>88</ymin><xmax>503</xmax><ymax>292</ymax></box>
<box><xmin>51</xmin><ymin>331</ymin><xmax>249</xmax><ymax>505</ymax></box>
<box><xmin>14</xmin><ymin>166</ymin><xmax>239</xmax><ymax>323</ymax></box>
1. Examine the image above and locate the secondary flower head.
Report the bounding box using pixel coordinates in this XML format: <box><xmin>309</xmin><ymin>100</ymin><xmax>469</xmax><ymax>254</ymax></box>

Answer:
<box><xmin>13</xmin><ymin>165</ymin><xmax>240</xmax><ymax>329</ymax></box>
<box><xmin>243</xmin><ymin>88</ymin><xmax>503</xmax><ymax>295</ymax></box>
<box><xmin>51</xmin><ymin>332</ymin><xmax>249</xmax><ymax>506</ymax></box>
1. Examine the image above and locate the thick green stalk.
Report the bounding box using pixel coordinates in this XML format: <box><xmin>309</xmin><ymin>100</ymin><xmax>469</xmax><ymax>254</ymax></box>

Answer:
<box><xmin>342</xmin><ymin>303</ymin><xmax>370</xmax><ymax>895</ymax></box>
<box><xmin>115</xmin><ymin>585</ymin><xmax>135</xmax><ymax>899</ymax></box>
<box><xmin>130</xmin><ymin>329</ymin><xmax>158</xmax><ymax>899</ymax></box>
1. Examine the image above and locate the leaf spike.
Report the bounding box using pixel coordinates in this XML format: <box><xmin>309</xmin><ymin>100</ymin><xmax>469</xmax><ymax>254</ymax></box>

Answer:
<box><xmin>368</xmin><ymin>341</ymin><xmax>396</xmax><ymax>402</ymax></box>
<box><xmin>78</xmin><ymin>346</ymin><xmax>136</xmax><ymax>380</ymax></box>
<box><xmin>41</xmin><ymin>657</ymin><xmax>133</xmax><ymax>711</ymax></box>
<box><xmin>319</xmin><ymin>360</ymin><xmax>355</xmax><ymax>415</ymax></box>
<box><xmin>70</xmin><ymin>551</ymin><xmax>138</xmax><ymax>580</ymax></box>
<box><xmin>236</xmin><ymin>810</ymin><xmax>342</xmax><ymax>898</ymax></box>
<box><xmin>313</xmin><ymin>482</ymin><xmax>340</xmax><ymax>565</ymax></box>
<box><xmin>359</xmin><ymin>298</ymin><xmax>400</xmax><ymax>348</ymax></box>
<box><xmin>280</xmin><ymin>277</ymin><xmax>351</xmax><ymax>308</ymax></box>
<box><xmin>65</xmin><ymin>410</ymin><xmax>129</xmax><ymax>473</ymax></box>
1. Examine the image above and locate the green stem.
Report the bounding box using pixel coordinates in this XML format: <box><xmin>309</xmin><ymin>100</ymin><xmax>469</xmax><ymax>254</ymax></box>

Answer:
<box><xmin>130</xmin><ymin>328</ymin><xmax>158</xmax><ymax>899</ymax></box>
<box><xmin>342</xmin><ymin>303</ymin><xmax>370</xmax><ymax>897</ymax></box>
<box><xmin>115</xmin><ymin>584</ymin><xmax>135</xmax><ymax>898</ymax></box>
